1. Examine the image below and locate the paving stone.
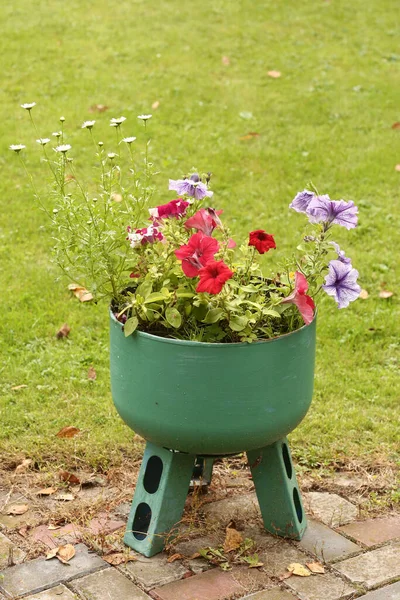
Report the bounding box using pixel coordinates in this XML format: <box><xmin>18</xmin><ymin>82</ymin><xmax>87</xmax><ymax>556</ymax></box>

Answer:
<box><xmin>0</xmin><ymin>531</ymin><xmax>25</xmax><ymax>569</ymax></box>
<box><xmin>334</xmin><ymin>542</ymin><xmax>400</xmax><ymax>589</ymax></box>
<box><xmin>88</xmin><ymin>512</ymin><xmax>125</xmax><ymax>535</ymax></box>
<box><xmin>203</xmin><ymin>493</ymin><xmax>259</xmax><ymax>524</ymax></box>
<box><xmin>259</xmin><ymin>541</ymin><xmax>310</xmax><ymax>578</ymax></box>
<box><xmin>338</xmin><ymin>515</ymin><xmax>400</xmax><ymax>547</ymax></box>
<box><xmin>296</xmin><ymin>518</ymin><xmax>361</xmax><ymax>563</ymax></box>
<box><xmin>72</xmin><ymin>566</ymin><xmax>151</xmax><ymax>599</ymax></box>
<box><xmin>285</xmin><ymin>571</ymin><xmax>356</xmax><ymax>600</ymax></box>
<box><xmin>31</xmin><ymin>523</ymin><xmax>81</xmax><ymax>549</ymax></box>
<box><xmin>304</xmin><ymin>492</ymin><xmax>358</xmax><ymax>527</ymax></box>
<box><xmin>121</xmin><ymin>552</ymin><xmax>189</xmax><ymax>590</ymax></box>
<box><xmin>356</xmin><ymin>580</ymin><xmax>400</xmax><ymax>599</ymax></box>
<box><xmin>173</xmin><ymin>535</ymin><xmax>218</xmax><ymax>574</ymax></box>
<box><xmin>24</xmin><ymin>584</ymin><xmax>78</xmax><ymax>599</ymax></box>
<box><xmin>0</xmin><ymin>544</ymin><xmax>106</xmax><ymax>597</ymax></box>
<box><xmin>113</xmin><ymin>502</ymin><xmax>131</xmax><ymax>520</ymax></box>
<box><xmin>150</xmin><ymin>568</ymin><xmax>245</xmax><ymax>600</ymax></box>
<box><xmin>242</xmin><ymin>590</ymin><xmax>299</xmax><ymax>600</ymax></box>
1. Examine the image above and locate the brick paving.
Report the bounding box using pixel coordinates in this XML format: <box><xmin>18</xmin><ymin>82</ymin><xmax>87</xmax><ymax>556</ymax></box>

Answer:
<box><xmin>0</xmin><ymin>484</ymin><xmax>399</xmax><ymax>600</ymax></box>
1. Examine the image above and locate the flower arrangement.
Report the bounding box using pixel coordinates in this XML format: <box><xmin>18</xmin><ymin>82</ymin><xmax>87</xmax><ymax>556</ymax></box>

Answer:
<box><xmin>11</xmin><ymin>106</ymin><xmax>361</xmax><ymax>343</ymax></box>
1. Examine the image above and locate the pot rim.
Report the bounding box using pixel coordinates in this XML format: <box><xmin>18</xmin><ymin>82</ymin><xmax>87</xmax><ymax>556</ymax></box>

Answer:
<box><xmin>110</xmin><ymin>308</ymin><xmax>317</xmax><ymax>348</ymax></box>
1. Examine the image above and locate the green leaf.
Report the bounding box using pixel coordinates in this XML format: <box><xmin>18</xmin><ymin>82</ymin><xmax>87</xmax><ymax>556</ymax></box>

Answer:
<box><xmin>203</xmin><ymin>308</ymin><xmax>224</xmax><ymax>324</ymax></box>
<box><xmin>124</xmin><ymin>316</ymin><xmax>138</xmax><ymax>337</ymax></box>
<box><xmin>136</xmin><ymin>280</ymin><xmax>153</xmax><ymax>299</ymax></box>
<box><xmin>176</xmin><ymin>291</ymin><xmax>195</xmax><ymax>299</ymax></box>
<box><xmin>144</xmin><ymin>292</ymin><xmax>168</xmax><ymax>304</ymax></box>
<box><xmin>165</xmin><ymin>307</ymin><xmax>182</xmax><ymax>328</ymax></box>
<box><xmin>262</xmin><ymin>309</ymin><xmax>281</xmax><ymax>318</ymax></box>
<box><xmin>229</xmin><ymin>315</ymin><xmax>248</xmax><ymax>332</ymax></box>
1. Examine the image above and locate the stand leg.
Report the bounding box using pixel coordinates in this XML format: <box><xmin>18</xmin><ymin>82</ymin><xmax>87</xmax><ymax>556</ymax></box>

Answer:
<box><xmin>124</xmin><ymin>442</ymin><xmax>196</xmax><ymax>557</ymax></box>
<box><xmin>191</xmin><ymin>457</ymin><xmax>214</xmax><ymax>488</ymax></box>
<box><xmin>247</xmin><ymin>438</ymin><xmax>306</xmax><ymax>540</ymax></box>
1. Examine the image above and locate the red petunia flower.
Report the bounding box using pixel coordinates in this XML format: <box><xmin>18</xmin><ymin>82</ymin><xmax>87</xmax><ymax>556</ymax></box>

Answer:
<box><xmin>185</xmin><ymin>208</ymin><xmax>223</xmax><ymax>236</ymax></box>
<box><xmin>248</xmin><ymin>230</ymin><xmax>276</xmax><ymax>254</ymax></box>
<box><xmin>281</xmin><ymin>271</ymin><xmax>315</xmax><ymax>325</ymax></box>
<box><xmin>196</xmin><ymin>260</ymin><xmax>234</xmax><ymax>294</ymax></box>
<box><xmin>175</xmin><ymin>232</ymin><xmax>219</xmax><ymax>277</ymax></box>
<box><xmin>149</xmin><ymin>198</ymin><xmax>190</xmax><ymax>219</ymax></box>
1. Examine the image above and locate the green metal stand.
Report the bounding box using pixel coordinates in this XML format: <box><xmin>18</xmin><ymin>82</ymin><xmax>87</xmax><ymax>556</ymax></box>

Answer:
<box><xmin>124</xmin><ymin>437</ymin><xmax>305</xmax><ymax>557</ymax></box>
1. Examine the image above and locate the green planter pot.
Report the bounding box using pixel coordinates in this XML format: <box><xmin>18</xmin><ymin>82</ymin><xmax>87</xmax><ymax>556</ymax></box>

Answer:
<box><xmin>110</xmin><ymin>312</ymin><xmax>316</xmax><ymax>455</ymax></box>
<box><xmin>109</xmin><ymin>310</ymin><xmax>317</xmax><ymax>556</ymax></box>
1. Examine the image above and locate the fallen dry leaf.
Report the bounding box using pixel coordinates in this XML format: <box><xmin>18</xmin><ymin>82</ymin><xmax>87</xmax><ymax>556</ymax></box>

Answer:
<box><xmin>267</xmin><ymin>70</ymin><xmax>281</xmax><ymax>78</ymax></box>
<box><xmin>359</xmin><ymin>289</ymin><xmax>369</xmax><ymax>299</ymax></box>
<box><xmin>306</xmin><ymin>562</ymin><xmax>325</xmax><ymax>574</ymax></box>
<box><xmin>189</xmin><ymin>552</ymin><xmax>201</xmax><ymax>559</ymax></box>
<box><xmin>6</xmin><ymin>504</ymin><xmax>29</xmax><ymax>516</ymax></box>
<box><xmin>167</xmin><ymin>553</ymin><xmax>184</xmax><ymax>563</ymax></box>
<box><xmin>222</xmin><ymin>56</ymin><xmax>230</xmax><ymax>65</ymax></box>
<box><xmin>104</xmin><ymin>552</ymin><xmax>137</xmax><ymax>565</ymax></box>
<box><xmin>36</xmin><ymin>487</ymin><xmax>57</xmax><ymax>496</ymax></box>
<box><xmin>48</xmin><ymin>524</ymin><xmax>61</xmax><ymax>530</ymax></box>
<box><xmin>87</xmin><ymin>366</ymin><xmax>97</xmax><ymax>381</ymax></box>
<box><xmin>15</xmin><ymin>459</ymin><xmax>32</xmax><ymax>474</ymax></box>
<box><xmin>395</xmin><ymin>165</ymin><xmax>400</xmax><ymax>172</ymax></box>
<box><xmin>56</xmin><ymin>324</ymin><xmax>71</xmax><ymax>339</ymax></box>
<box><xmin>65</xmin><ymin>174</ymin><xmax>75</xmax><ymax>182</ymax></box>
<box><xmin>11</xmin><ymin>384</ymin><xmax>28</xmax><ymax>391</ymax></box>
<box><xmin>56</xmin><ymin>426</ymin><xmax>81</xmax><ymax>439</ymax></box>
<box><xmin>89</xmin><ymin>104</ymin><xmax>109</xmax><ymax>113</ymax></box>
<box><xmin>223</xmin><ymin>526</ymin><xmax>243</xmax><ymax>553</ymax></box>
<box><xmin>59</xmin><ymin>471</ymin><xmax>80</xmax><ymax>485</ymax></box>
<box><xmin>110</xmin><ymin>192</ymin><xmax>122</xmax><ymax>202</ymax></box>
<box><xmin>46</xmin><ymin>547</ymin><xmax>59</xmax><ymax>560</ymax></box>
<box><xmin>239</xmin><ymin>132</ymin><xmax>260</xmax><ymax>140</ymax></box>
<box><xmin>152</xmin><ymin>100</ymin><xmax>160</xmax><ymax>110</ymax></box>
<box><xmin>54</xmin><ymin>493</ymin><xmax>75</xmax><ymax>502</ymax></box>
<box><xmin>18</xmin><ymin>526</ymin><xmax>29</xmax><ymax>537</ymax></box>
<box><xmin>288</xmin><ymin>563</ymin><xmax>311</xmax><ymax>577</ymax></box>
<box><xmin>68</xmin><ymin>283</ymin><xmax>93</xmax><ymax>302</ymax></box>
<box><xmin>392</xmin><ymin>122</ymin><xmax>400</xmax><ymax>129</ymax></box>
<box><xmin>279</xmin><ymin>570</ymin><xmax>293</xmax><ymax>581</ymax></box>
<box><xmin>379</xmin><ymin>290</ymin><xmax>393</xmax><ymax>298</ymax></box>
<box><xmin>57</xmin><ymin>544</ymin><xmax>76</xmax><ymax>564</ymax></box>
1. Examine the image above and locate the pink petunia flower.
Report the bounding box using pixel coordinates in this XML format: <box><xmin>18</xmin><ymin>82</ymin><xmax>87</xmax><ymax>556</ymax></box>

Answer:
<box><xmin>174</xmin><ymin>232</ymin><xmax>219</xmax><ymax>277</ymax></box>
<box><xmin>185</xmin><ymin>208</ymin><xmax>223</xmax><ymax>236</ymax></box>
<box><xmin>281</xmin><ymin>271</ymin><xmax>315</xmax><ymax>325</ymax></box>
<box><xmin>149</xmin><ymin>198</ymin><xmax>190</xmax><ymax>220</ymax></box>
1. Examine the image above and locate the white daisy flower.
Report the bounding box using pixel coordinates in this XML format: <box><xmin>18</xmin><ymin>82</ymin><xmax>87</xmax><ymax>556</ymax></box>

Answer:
<box><xmin>59</xmin><ymin>116</ymin><xmax>65</xmax><ymax>122</ymax></box>
<box><xmin>110</xmin><ymin>116</ymin><xmax>126</xmax><ymax>127</ymax></box>
<box><xmin>137</xmin><ymin>114</ymin><xmax>152</xmax><ymax>121</ymax></box>
<box><xmin>36</xmin><ymin>138</ymin><xmax>51</xmax><ymax>146</ymax></box>
<box><xmin>107</xmin><ymin>152</ymin><xmax>118</xmax><ymax>159</ymax></box>
<box><xmin>98</xmin><ymin>141</ymin><xmax>104</xmax><ymax>147</ymax></box>
<box><xmin>55</xmin><ymin>144</ymin><xmax>71</xmax><ymax>153</ymax></box>
<box><xmin>21</xmin><ymin>102</ymin><xmax>36</xmax><ymax>111</ymax></box>
<box><xmin>82</xmin><ymin>120</ymin><xmax>96</xmax><ymax>129</ymax></box>
<box><xmin>9</xmin><ymin>144</ymin><xmax>26</xmax><ymax>152</ymax></box>
<box><xmin>122</xmin><ymin>136</ymin><xmax>136</xmax><ymax>144</ymax></box>
<box><xmin>52</xmin><ymin>131</ymin><xmax>62</xmax><ymax>138</ymax></box>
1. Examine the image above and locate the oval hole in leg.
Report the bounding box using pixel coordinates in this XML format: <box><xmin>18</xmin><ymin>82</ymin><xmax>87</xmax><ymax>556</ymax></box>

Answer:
<box><xmin>143</xmin><ymin>456</ymin><xmax>164</xmax><ymax>494</ymax></box>
<box><xmin>282</xmin><ymin>443</ymin><xmax>293</xmax><ymax>480</ymax></box>
<box><xmin>293</xmin><ymin>488</ymin><xmax>303</xmax><ymax>523</ymax></box>
<box><xmin>132</xmin><ymin>502</ymin><xmax>152</xmax><ymax>540</ymax></box>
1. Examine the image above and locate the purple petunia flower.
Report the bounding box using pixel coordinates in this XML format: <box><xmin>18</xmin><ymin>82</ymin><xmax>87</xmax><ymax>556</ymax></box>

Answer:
<box><xmin>169</xmin><ymin>174</ymin><xmax>213</xmax><ymax>200</ymax></box>
<box><xmin>307</xmin><ymin>195</ymin><xmax>358</xmax><ymax>229</ymax></box>
<box><xmin>289</xmin><ymin>190</ymin><xmax>315</xmax><ymax>214</ymax></box>
<box><xmin>331</xmin><ymin>242</ymin><xmax>351</xmax><ymax>264</ymax></box>
<box><xmin>323</xmin><ymin>259</ymin><xmax>361</xmax><ymax>308</ymax></box>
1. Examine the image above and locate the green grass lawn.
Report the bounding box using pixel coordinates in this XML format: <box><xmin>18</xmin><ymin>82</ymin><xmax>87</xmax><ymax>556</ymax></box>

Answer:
<box><xmin>1</xmin><ymin>0</ymin><xmax>399</xmax><ymax>476</ymax></box>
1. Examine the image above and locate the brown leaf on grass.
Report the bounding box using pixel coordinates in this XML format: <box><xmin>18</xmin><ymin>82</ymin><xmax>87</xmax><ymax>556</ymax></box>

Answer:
<box><xmin>223</xmin><ymin>526</ymin><xmax>243</xmax><ymax>553</ymax></box>
<box><xmin>6</xmin><ymin>504</ymin><xmax>29</xmax><ymax>515</ymax></box>
<box><xmin>15</xmin><ymin>459</ymin><xmax>32</xmax><ymax>474</ymax></box>
<box><xmin>379</xmin><ymin>290</ymin><xmax>393</xmax><ymax>298</ymax></box>
<box><xmin>288</xmin><ymin>563</ymin><xmax>311</xmax><ymax>577</ymax></box>
<box><xmin>89</xmin><ymin>104</ymin><xmax>109</xmax><ymax>113</ymax></box>
<box><xmin>110</xmin><ymin>192</ymin><xmax>122</xmax><ymax>202</ymax></box>
<box><xmin>57</xmin><ymin>544</ymin><xmax>76</xmax><ymax>564</ymax></box>
<box><xmin>167</xmin><ymin>553</ymin><xmax>184</xmax><ymax>563</ymax></box>
<box><xmin>56</xmin><ymin>324</ymin><xmax>71</xmax><ymax>339</ymax></box>
<box><xmin>239</xmin><ymin>132</ymin><xmax>260</xmax><ymax>140</ymax></box>
<box><xmin>267</xmin><ymin>70</ymin><xmax>281</xmax><ymax>78</ymax></box>
<box><xmin>59</xmin><ymin>471</ymin><xmax>80</xmax><ymax>485</ymax></box>
<box><xmin>359</xmin><ymin>289</ymin><xmax>369</xmax><ymax>299</ymax></box>
<box><xmin>222</xmin><ymin>56</ymin><xmax>230</xmax><ymax>65</ymax></box>
<box><xmin>152</xmin><ymin>100</ymin><xmax>160</xmax><ymax>110</ymax></box>
<box><xmin>11</xmin><ymin>384</ymin><xmax>28</xmax><ymax>391</ymax></box>
<box><xmin>54</xmin><ymin>493</ymin><xmax>75</xmax><ymax>502</ymax></box>
<box><xmin>36</xmin><ymin>487</ymin><xmax>57</xmax><ymax>496</ymax></box>
<box><xmin>56</xmin><ymin>426</ymin><xmax>81</xmax><ymax>438</ymax></box>
<box><xmin>392</xmin><ymin>122</ymin><xmax>400</xmax><ymax>129</ymax></box>
<box><xmin>395</xmin><ymin>165</ymin><xmax>400</xmax><ymax>172</ymax></box>
<box><xmin>68</xmin><ymin>283</ymin><xmax>93</xmax><ymax>302</ymax></box>
<box><xmin>87</xmin><ymin>366</ymin><xmax>97</xmax><ymax>381</ymax></box>
<box><xmin>65</xmin><ymin>174</ymin><xmax>75</xmax><ymax>182</ymax></box>
<box><xmin>103</xmin><ymin>552</ymin><xmax>137</xmax><ymax>565</ymax></box>
<box><xmin>306</xmin><ymin>561</ymin><xmax>325</xmax><ymax>574</ymax></box>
